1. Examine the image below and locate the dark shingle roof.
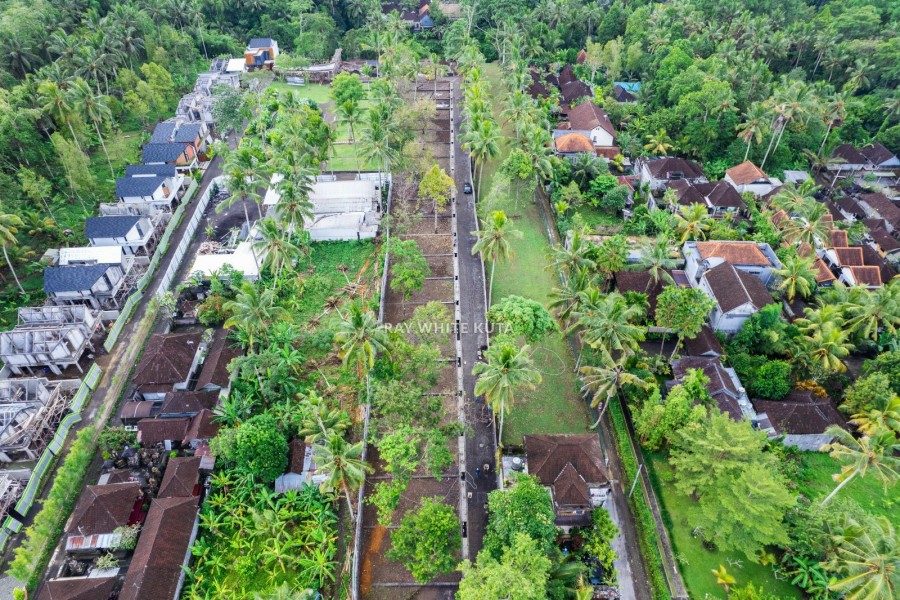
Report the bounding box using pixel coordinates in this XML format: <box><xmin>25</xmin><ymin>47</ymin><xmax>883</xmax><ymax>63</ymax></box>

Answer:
<box><xmin>248</xmin><ymin>38</ymin><xmax>275</xmax><ymax>47</ymax></box>
<box><xmin>614</xmin><ymin>269</ymin><xmax>671</xmax><ymax>318</ymax></box>
<box><xmin>831</xmin><ymin>144</ymin><xmax>868</xmax><ymax>165</ymax></box>
<box><xmin>150</xmin><ymin>122</ymin><xmax>176</xmax><ymax>144</ymax></box>
<box><xmin>151</xmin><ymin>122</ymin><xmax>202</xmax><ymax>145</ymax></box>
<box><xmin>553</xmin><ymin>462</ymin><xmax>591</xmax><ymax>506</ymax></box>
<box><xmin>870</xmin><ymin>229</ymin><xmax>900</xmax><ymax>252</ymax></box>
<box><xmin>85</xmin><ymin>215</ymin><xmax>140</xmax><ymax>239</ymax></box>
<box><xmin>119</xmin><ymin>496</ymin><xmax>199</xmax><ymax>600</ymax></box>
<box><xmin>67</xmin><ymin>482</ymin><xmax>141</xmax><ymax>535</ymax></box>
<box><xmin>859</xmin><ymin>193</ymin><xmax>900</xmax><ymax>229</ymax></box>
<box><xmin>142</xmin><ymin>142</ymin><xmax>189</xmax><ymax>163</ymax></box>
<box><xmin>614</xmin><ymin>85</ymin><xmax>637</xmax><ymax>102</ymax></box>
<box><xmin>196</xmin><ymin>329</ymin><xmax>242</xmax><ymax>390</ymax></box>
<box><xmin>645</xmin><ymin>157</ymin><xmax>705</xmax><ymax>180</ymax></box>
<box><xmin>683</xmin><ymin>324</ymin><xmax>723</xmax><ymax>357</ymax></box>
<box><xmin>116</xmin><ymin>175</ymin><xmax>166</xmax><ymax>198</ymax></box>
<box><xmin>671</xmin><ymin>356</ymin><xmax>743</xmax><ymax>420</ymax></box>
<box><xmin>158</xmin><ymin>456</ymin><xmax>201</xmax><ymax>498</ymax></box>
<box><xmin>132</xmin><ymin>332</ymin><xmax>202</xmax><ymax>393</ymax></box>
<box><xmin>702</xmin><ymin>180</ymin><xmax>746</xmax><ymax>210</ymax></box>
<box><xmin>703</xmin><ymin>261</ymin><xmax>774</xmax><ymax>313</ymax></box>
<box><xmin>753</xmin><ymin>390</ymin><xmax>845</xmax><ymax>436</ymax></box>
<box><xmin>861</xmin><ymin>244</ymin><xmax>897</xmax><ymax>282</ymax></box>
<box><xmin>859</xmin><ymin>142</ymin><xmax>897</xmax><ymax>166</ymax></box>
<box><xmin>44</xmin><ymin>264</ymin><xmax>110</xmax><ymax>293</ymax></box>
<box><xmin>37</xmin><ymin>576</ymin><xmax>117</xmax><ymax>600</ymax></box>
<box><xmin>137</xmin><ymin>418</ymin><xmax>191</xmax><ymax>445</ymax></box>
<box><xmin>667</xmin><ymin>179</ymin><xmax>706</xmax><ymax>206</ymax></box>
<box><xmin>560</xmin><ymin>80</ymin><xmax>593</xmax><ymax>107</ymax></box>
<box><xmin>159</xmin><ymin>391</ymin><xmax>219</xmax><ymax>417</ymax></box>
<box><xmin>567</xmin><ymin>101</ymin><xmax>615</xmax><ymax>137</ymax></box>
<box><xmin>524</xmin><ymin>434</ymin><xmax>609</xmax><ymax>487</ymax></box>
<box><xmin>126</xmin><ymin>164</ymin><xmax>178</xmax><ymax>177</ymax></box>
<box><xmin>184</xmin><ymin>409</ymin><xmax>219</xmax><ymax>443</ymax></box>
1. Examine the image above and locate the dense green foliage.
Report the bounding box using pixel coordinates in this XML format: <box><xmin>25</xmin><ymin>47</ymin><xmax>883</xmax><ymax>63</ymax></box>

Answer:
<box><xmin>483</xmin><ymin>474</ymin><xmax>558</xmax><ymax>560</ymax></box>
<box><xmin>487</xmin><ymin>294</ymin><xmax>556</xmax><ymax>341</ymax></box>
<box><xmin>387</xmin><ymin>497</ymin><xmax>462</xmax><ymax>583</ymax></box>
<box><xmin>458</xmin><ymin>533</ymin><xmax>553</xmax><ymax>600</ymax></box>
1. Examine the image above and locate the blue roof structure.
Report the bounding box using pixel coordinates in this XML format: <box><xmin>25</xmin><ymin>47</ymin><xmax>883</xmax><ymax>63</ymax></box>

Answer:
<box><xmin>142</xmin><ymin>143</ymin><xmax>189</xmax><ymax>164</ymax></box>
<box><xmin>614</xmin><ymin>82</ymin><xmax>642</xmax><ymax>92</ymax></box>
<box><xmin>85</xmin><ymin>216</ymin><xmax>140</xmax><ymax>239</ymax></box>
<box><xmin>44</xmin><ymin>264</ymin><xmax>110</xmax><ymax>293</ymax></box>
<box><xmin>126</xmin><ymin>164</ymin><xmax>178</xmax><ymax>177</ymax></box>
<box><xmin>116</xmin><ymin>176</ymin><xmax>166</xmax><ymax>198</ymax></box>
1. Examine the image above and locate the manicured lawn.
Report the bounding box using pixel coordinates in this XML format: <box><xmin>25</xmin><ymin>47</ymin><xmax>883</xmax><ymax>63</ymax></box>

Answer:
<box><xmin>794</xmin><ymin>451</ymin><xmax>900</xmax><ymax>524</ymax></box>
<box><xmin>646</xmin><ymin>453</ymin><xmax>803</xmax><ymax>599</ymax></box>
<box><xmin>479</xmin><ymin>63</ymin><xmax>591</xmax><ymax>447</ymax></box>
<box><xmin>270</xmin><ymin>81</ymin><xmax>333</xmax><ymax>105</ymax></box>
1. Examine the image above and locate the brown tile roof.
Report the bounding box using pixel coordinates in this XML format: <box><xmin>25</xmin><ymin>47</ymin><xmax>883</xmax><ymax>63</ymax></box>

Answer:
<box><xmin>183</xmin><ymin>409</ymin><xmax>219</xmax><ymax>443</ymax></box>
<box><xmin>158</xmin><ymin>456</ymin><xmax>201</xmax><ymax>498</ymax></box>
<box><xmin>847</xmin><ymin>265</ymin><xmax>883</xmax><ymax>287</ymax></box>
<box><xmin>725</xmin><ymin>161</ymin><xmax>768</xmax><ymax>185</ymax></box>
<box><xmin>196</xmin><ymin>329</ymin><xmax>241</xmax><ymax>390</ymax></box>
<box><xmin>137</xmin><ymin>418</ymin><xmax>190</xmax><ymax>446</ymax></box>
<box><xmin>101</xmin><ymin>468</ymin><xmax>138</xmax><ymax>485</ymax></box>
<box><xmin>119</xmin><ymin>496</ymin><xmax>199</xmax><ymax>600</ymax></box>
<box><xmin>695</xmin><ymin>241</ymin><xmax>771</xmax><ymax>266</ymax></box>
<box><xmin>830</xmin><ymin>230</ymin><xmax>849</xmax><ymax>247</ymax></box>
<box><xmin>524</xmin><ymin>434</ymin><xmax>609</xmax><ymax>488</ymax></box>
<box><xmin>37</xmin><ymin>576</ymin><xmax>117</xmax><ymax>600</ymax></box>
<box><xmin>683</xmin><ymin>325</ymin><xmax>723</xmax><ymax>357</ymax></box>
<box><xmin>825</xmin><ymin>201</ymin><xmax>844</xmax><ymax>221</ymax></box>
<box><xmin>869</xmin><ymin>230</ymin><xmax>900</xmax><ymax>252</ymax></box>
<box><xmin>703</xmin><ymin>262</ymin><xmax>774</xmax><ymax>313</ymax></box>
<box><xmin>558</xmin><ymin>64</ymin><xmax>577</xmax><ymax>86</ymax></box>
<box><xmin>614</xmin><ymin>270</ymin><xmax>671</xmax><ymax>318</ymax></box>
<box><xmin>553</xmin><ymin>462</ymin><xmax>591</xmax><ymax>506</ymax></box>
<box><xmin>813</xmin><ymin>258</ymin><xmax>837</xmax><ymax>284</ymax></box>
<box><xmin>576</xmin><ymin>49</ymin><xmax>587</xmax><ymax>64</ymax></box>
<box><xmin>861</xmin><ymin>245</ymin><xmax>897</xmax><ymax>282</ymax></box>
<box><xmin>287</xmin><ymin>438</ymin><xmax>307</xmax><ymax>474</ymax></box>
<box><xmin>859</xmin><ymin>193</ymin><xmax>900</xmax><ymax>229</ymax></box>
<box><xmin>561</xmin><ymin>80</ymin><xmax>593</xmax><ymax>106</ymax></box>
<box><xmin>666</xmin><ymin>179</ymin><xmax>706</xmax><ymax>206</ymax></box>
<box><xmin>831</xmin><ymin>143</ymin><xmax>868</xmax><ymax>165</ymax></box>
<box><xmin>771</xmin><ymin>209</ymin><xmax>789</xmax><ymax>225</ymax></box>
<box><xmin>159</xmin><ymin>391</ymin><xmax>219</xmax><ymax>417</ymax></box>
<box><xmin>613</xmin><ymin>85</ymin><xmax>637</xmax><ymax>102</ymax></box>
<box><xmin>671</xmin><ymin>356</ymin><xmax>744</xmax><ymax>420</ymax></box>
<box><xmin>834</xmin><ymin>197</ymin><xmax>864</xmax><ymax>217</ymax></box>
<box><xmin>859</xmin><ymin>142</ymin><xmax>897</xmax><ymax>166</ymax></box>
<box><xmin>832</xmin><ymin>247</ymin><xmax>864</xmax><ymax>266</ymax></box>
<box><xmin>554</xmin><ymin>132</ymin><xmax>594</xmax><ymax>153</ymax></box>
<box><xmin>526</xmin><ymin>69</ymin><xmax>549</xmax><ymax>99</ymax></box>
<box><xmin>566</xmin><ymin>101</ymin><xmax>615</xmax><ymax>137</ymax></box>
<box><xmin>701</xmin><ymin>180</ymin><xmax>746</xmax><ymax>210</ymax></box>
<box><xmin>67</xmin><ymin>482</ymin><xmax>141</xmax><ymax>536</ymax></box>
<box><xmin>120</xmin><ymin>401</ymin><xmax>155</xmax><ymax>421</ymax></box>
<box><xmin>753</xmin><ymin>390</ymin><xmax>845</xmax><ymax>436</ymax></box>
<box><xmin>644</xmin><ymin>157</ymin><xmax>705</xmax><ymax>180</ymax></box>
<box><xmin>132</xmin><ymin>332</ymin><xmax>202</xmax><ymax>394</ymax></box>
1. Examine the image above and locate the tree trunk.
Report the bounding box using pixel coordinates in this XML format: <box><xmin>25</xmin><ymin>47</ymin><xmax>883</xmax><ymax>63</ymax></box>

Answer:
<box><xmin>95</xmin><ymin>122</ymin><xmax>115</xmax><ymax>179</ymax></box>
<box><xmin>488</xmin><ymin>260</ymin><xmax>495</xmax><ymax>308</ymax></box>
<box><xmin>760</xmin><ymin>122</ymin><xmax>780</xmax><ymax>170</ymax></box>
<box><xmin>821</xmin><ymin>470</ymin><xmax>856</xmax><ymax>506</ymax></box>
<box><xmin>819</xmin><ymin>122</ymin><xmax>833</xmax><ymax>155</ymax></box>
<box><xmin>743</xmin><ymin>137</ymin><xmax>752</xmax><ymax>162</ymax></box>
<box><xmin>669</xmin><ymin>335</ymin><xmax>683</xmax><ymax>362</ymax></box>
<box><xmin>66</xmin><ymin>120</ymin><xmax>83</xmax><ymax>152</ymax></box>
<box><xmin>2</xmin><ymin>246</ymin><xmax>24</xmax><ymax>293</ymax></box>
<box><xmin>344</xmin><ymin>487</ymin><xmax>356</xmax><ymax>522</ymax></box>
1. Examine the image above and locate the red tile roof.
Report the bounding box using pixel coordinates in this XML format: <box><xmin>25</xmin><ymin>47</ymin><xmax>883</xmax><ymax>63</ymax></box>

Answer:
<box><xmin>132</xmin><ymin>332</ymin><xmax>202</xmax><ymax>394</ymax></box>
<box><xmin>695</xmin><ymin>241</ymin><xmax>771</xmax><ymax>266</ymax></box>
<box><xmin>524</xmin><ymin>434</ymin><xmax>609</xmax><ymax>490</ymax></box>
<box><xmin>554</xmin><ymin>132</ymin><xmax>594</xmax><ymax>153</ymax></box>
<box><xmin>566</xmin><ymin>101</ymin><xmax>615</xmax><ymax>137</ymax></box>
<box><xmin>137</xmin><ymin>418</ymin><xmax>190</xmax><ymax>446</ymax></box>
<box><xmin>725</xmin><ymin>161</ymin><xmax>768</xmax><ymax>185</ymax></box>
<box><xmin>67</xmin><ymin>482</ymin><xmax>141</xmax><ymax>536</ymax></box>
<box><xmin>158</xmin><ymin>456</ymin><xmax>201</xmax><ymax>498</ymax></box>
<box><xmin>832</xmin><ymin>247</ymin><xmax>864</xmax><ymax>267</ymax></box>
<box><xmin>847</xmin><ymin>265</ymin><xmax>883</xmax><ymax>287</ymax></box>
<box><xmin>37</xmin><ymin>576</ymin><xmax>117</xmax><ymax>600</ymax></box>
<box><xmin>703</xmin><ymin>262</ymin><xmax>774</xmax><ymax>313</ymax></box>
<box><xmin>753</xmin><ymin>390</ymin><xmax>845</xmax><ymax>436</ymax></box>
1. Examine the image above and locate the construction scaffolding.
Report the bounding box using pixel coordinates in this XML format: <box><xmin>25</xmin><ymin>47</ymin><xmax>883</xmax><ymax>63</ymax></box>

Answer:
<box><xmin>0</xmin><ymin>474</ymin><xmax>24</xmax><ymax>522</ymax></box>
<box><xmin>0</xmin><ymin>306</ymin><xmax>103</xmax><ymax>375</ymax></box>
<box><xmin>0</xmin><ymin>378</ymin><xmax>80</xmax><ymax>462</ymax></box>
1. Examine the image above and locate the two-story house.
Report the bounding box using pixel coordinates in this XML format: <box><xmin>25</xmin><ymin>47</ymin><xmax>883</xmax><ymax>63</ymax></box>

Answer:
<box><xmin>124</xmin><ymin>164</ymin><xmax>186</xmax><ymax>208</ymax></box>
<box><xmin>115</xmin><ymin>176</ymin><xmax>178</xmax><ymax>210</ymax></box>
<box><xmin>560</xmin><ymin>101</ymin><xmax>617</xmax><ymax>156</ymax></box>
<box><xmin>636</xmin><ymin>157</ymin><xmax>707</xmax><ymax>191</ymax></box>
<box><xmin>142</xmin><ymin>142</ymin><xmax>198</xmax><ymax>172</ymax></box>
<box><xmin>44</xmin><ymin>260</ymin><xmax>133</xmax><ymax>311</ymax></box>
<box><xmin>150</xmin><ymin>121</ymin><xmax>210</xmax><ymax>157</ymax></box>
<box><xmin>683</xmin><ymin>241</ymin><xmax>781</xmax><ymax>285</ymax></box>
<box><xmin>655</xmin><ymin>179</ymin><xmax>747</xmax><ymax>218</ymax></box>
<box><xmin>723</xmin><ymin>161</ymin><xmax>781</xmax><ymax>196</ymax></box>
<box><xmin>85</xmin><ymin>216</ymin><xmax>156</xmax><ymax>256</ymax></box>
<box><xmin>244</xmin><ymin>38</ymin><xmax>279</xmax><ymax>70</ymax></box>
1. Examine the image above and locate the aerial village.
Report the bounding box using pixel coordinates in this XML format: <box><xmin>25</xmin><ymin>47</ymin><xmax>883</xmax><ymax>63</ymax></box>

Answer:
<box><xmin>0</xmin><ymin>1</ymin><xmax>897</xmax><ymax>599</ymax></box>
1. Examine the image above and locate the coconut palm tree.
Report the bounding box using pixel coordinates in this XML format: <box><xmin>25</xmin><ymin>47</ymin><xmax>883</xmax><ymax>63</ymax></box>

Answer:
<box><xmin>333</xmin><ymin>301</ymin><xmax>392</xmax><ymax>383</ymax></box>
<box><xmin>578</xmin><ymin>292</ymin><xmax>646</xmax><ymax>358</ymax></box>
<box><xmin>800</xmin><ymin>320</ymin><xmax>852</xmax><ymax>372</ymax></box>
<box><xmin>69</xmin><ymin>78</ymin><xmax>114</xmax><ymax>178</ymax></box>
<box><xmin>334</xmin><ymin>99</ymin><xmax>362</xmax><ymax>172</ymax></box>
<box><xmin>549</xmin><ymin>267</ymin><xmax>595</xmax><ymax>330</ymax></box>
<box><xmin>359</xmin><ymin>113</ymin><xmax>396</xmax><ymax>189</ymax></box>
<box><xmin>314</xmin><ymin>434</ymin><xmax>371</xmax><ymax>522</ymax></box>
<box><xmin>781</xmin><ymin>201</ymin><xmax>832</xmax><ymax>246</ymax></box>
<box><xmin>473</xmin><ymin>342</ymin><xmax>542</xmax><ymax>457</ymax></box>
<box><xmin>851</xmin><ymin>396</ymin><xmax>900</xmax><ymax>437</ymax></box>
<box><xmin>643</xmin><ymin>128</ymin><xmax>674</xmax><ymax>156</ymax></box>
<box><xmin>827</xmin><ymin>515</ymin><xmax>900</xmax><ymax>600</ymax></box>
<box><xmin>0</xmin><ymin>213</ymin><xmax>26</xmax><ymax>293</ymax></box>
<box><xmin>820</xmin><ymin>427</ymin><xmax>900</xmax><ymax>505</ymax></box>
<box><xmin>571</xmin><ymin>152</ymin><xmax>605</xmax><ymax>190</ymax></box>
<box><xmin>38</xmin><ymin>80</ymin><xmax>82</xmax><ymax>151</ymax></box>
<box><xmin>737</xmin><ymin>104</ymin><xmax>769</xmax><ymax>162</ymax></box>
<box><xmin>545</xmin><ymin>229</ymin><xmax>596</xmax><ymax>276</ymax></box>
<box><xmin>252</xmin><ymin>218</ymin><xmax>304</xmax><ymax>289</ymax></box>
<box><xmin>472</xmin><ymin>210</ymin><xmax>522</xmax><ymax>308</ymax></box>
<box><xmin>580</xmin><ymin>352</ymin><xmax>653</xmax><ymax>426</ymax></box>
<box><xmin>273</xmin><ymin>179</ymin><xmax>314</xmax><ymax>238</ymax></box>
<box><xmin>629</xmin><ymin>236</ymin><xmax>678</xmax><ymax>288</ymax></box>
<box><xmin>770</xmin><ymin>180</ymin><xmax>816</xmax><ymax>214</ymax></box>
<box><xmin>775</xmin><ymin>254</ymin><xmax>818</xmax><ymax>302</ymax></box>
<box><xmin>845</xmin><ymin>280</ymin><xmax>900</xmax><ymax>341</ymax></box>
<box><xmin>674</xmin><ymin>203</ymin><xmax>712</xmax><ymax>242</ymax></box>
<box><xmin>461</xmin><ymin>118</ymin><xmax>501</xmax><ymax>198</ymax></box>
<box><xmin>223</xmin><ymin>283</ymin><xmax>289</xmax><ymax>350</ymax></box>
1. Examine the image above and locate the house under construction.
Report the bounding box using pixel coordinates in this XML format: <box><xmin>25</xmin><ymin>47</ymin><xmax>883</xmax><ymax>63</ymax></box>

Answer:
<box><xmin>0</xmin><ymin>473</ymin><xmax>25</xmax><ymax>523</ymax></box>
<box><xmin>0</xmin><ymin>306</ymin><xmax>103</xmax><ymax>375</ymax></box>
<box><xmin>0</xmin><ymin>377</ymin><xmax>80</xmax><ymax>462</ymax></box>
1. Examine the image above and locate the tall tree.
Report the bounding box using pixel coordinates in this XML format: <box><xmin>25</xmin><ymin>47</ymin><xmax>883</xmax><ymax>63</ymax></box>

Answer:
<box><xmin>418</xmin><ymin>164</ymin><xmax>456</xmax><ymax>233</ymax></box>
<box><xmin>462</xmin><ymin>118</ymin><xmax>501</xmax><ymax>198</ymax></box>
<box><xmin>674</xmin><ymin>203</ymin><xmax>712</xmax><ymax>242</ymax></box>
<box><xmin>69</xmin><ymin>78</ymin><xmax>114</xmax><ymax>178</ymax></box>
<box><xmin>826</xmin><ymin>516</ymin><xmax>900</xmax><ymax>600</ymax></box>
<box><xmin>472</xmin><ymin>210</ymin><xmax>522</xmax><ymax>308</ymax></box>
<box><xmin>223</xmin><ymin>283</ymin><xmax>290</xmax><ymax>350</ymax></box>
<box><xmin>0</xmin><ymin>213</ymin><xmax>26</xmax><ymax>293</ymax></box>
<box><xmin>334</xmin><ymin>301</ymin><xmax>392</xmax><ymax>383</ymax></box>
<box><xmin>315</xmin><ymin>434</ymin><xmax>371</xmax><ymax>522</ymax></box>
<box><xmin>820</xmin><ymin>427</ymin><xmax>900</xmax><ymax>506</ymax></box>
<box><xmin>775</xmin><ymin>255</ymin><xmax>818</xmax><ymax>302</ymax></box>
<box><xmin>252</xmin><ymin>218</ymin><xmax>304</xmax><ymax>289</ymax></box>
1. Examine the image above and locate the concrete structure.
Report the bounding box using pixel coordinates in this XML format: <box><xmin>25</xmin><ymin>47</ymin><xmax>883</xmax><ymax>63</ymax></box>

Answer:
<box><xmin>694</xmin><ymin>261</ymin><xmax>776</xmax><ymax>333</ymax></box>
<box><xmin>264</xmin><ymin>176</ymin><xmax>383</xmax><ymax>240</ymax></box>
<box><xmin>132</xmin><ymin>332</ymin><xmax>204</xmax><ymax>401</ymax></box>
<box><xmin>44</xmin><ymin>254</ymin><xmax>136</xmax><ymax>311</ymax></box>
<box><xmin>0</xmin><ymin>306</ymin><xmax>102</xmax><ymax>375</ymax></box>
<box><xmin>86</xmin><ymin>216</ymin><xmax>156</xmax><ymax>256</ymax></box>
<box><xmin>683</xmin><ymin>240</ymin><xmax>781</xmax><ymax>285</ymax></box>
<box><xmin>142</xmin><ymin>142</ymin><xmax>198</xmax><ymax>172</ymax></box>
<box><xmin>150</xmin><ymin>120</ymin><xmax>210</xmax><ymax>157</ymax></box>
<box><xmin>636</xmin><ymin>157</ymin><xmax>707</xmax><ymax>191</ymax></box>
<box><xmin>245</xmin><ymin>38</ymin><xmax>279</xmax><ymax>70</ymax></box>
<box><xmin>0</xmin><ymin>377</ymin><xmax>81</xmax><ymax>462</ymax></box>
<box><xmin>723</xmin><ymin>161</ymin><xmax>781</xmax><ymax>196</ymax></box>
<box><xmin>117</xmin><ymin>163</ymin><xmax>185</xmax><ymax>209</ymax></box>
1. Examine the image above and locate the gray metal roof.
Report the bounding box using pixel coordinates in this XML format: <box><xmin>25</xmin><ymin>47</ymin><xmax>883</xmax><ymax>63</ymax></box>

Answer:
<box><xmin>142</xmin><ymin>143</ymin><xmax>189</xmax><ymax>164</ymax></box>
<box><xmin>85</xmin><ymin>216</ymin><xmax>140</xmax><ymax>239</ymax></box>
<box><xmin>44</xmin><ymin>264</ymin><xmax>110</xmax><ymax>293</ymax></box>
<box><xmin>172</xmin><ymin>123</ymin><xmax>202</xmax><ymax>143</ymax></box>
<box><xmin>116</xmin><ymin>175</ymin><xmax>166</xmax><ymax>198</ymax></box>
<box><xmin>126</xmin><ymin>164</ymin><xmax>178</xmax><ymax>177</ymax></box>
<box><xmin>248</xmin><ymin>38</ymin><xmax>275</xmax><ymax>47</ymax></box>
<box><xmin>150</xmin><ymin>122</ymin><xmax>177</xmax><ymax>144</ymax></box>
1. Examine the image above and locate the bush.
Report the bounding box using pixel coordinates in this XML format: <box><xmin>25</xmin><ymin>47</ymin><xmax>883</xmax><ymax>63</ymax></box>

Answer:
<box><xmin>487</xmin><ymin>295</ymin><xmax>556</xmax><ymax>342</ymax></box>
<box><xmin>753</xmin><ymin>361</ymin><xmax>792</xmax><ymax>400</ymax></box>
<box><xmin>98</xmin><ymin>426</ymin><xmax>137</xmax><ymax>459</ymax></box>
<box><xmin>232</xmin><ymin>415</ymin><xmax>288</xmax><ymax>483</ymax></box>
<box><xmin>387</xmin><ymin>497</ymin><xmax>461</xmax><ymax>583</ymax></box>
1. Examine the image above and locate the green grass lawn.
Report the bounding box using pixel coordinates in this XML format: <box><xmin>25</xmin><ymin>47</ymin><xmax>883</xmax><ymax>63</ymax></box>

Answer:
<box><xmin>479</xmin><ymin>63</ymin><xmax>591</xmax><ymax>447</ymax></box>
<box><xmin>270</xmin><ymin>81</ymin><xmax>334</xmax><ymax>105</ymax></box>
<box><xmin>646</xmin><ymin>453</ymin><xmax>803</xmax><ymax>599</ymax></box>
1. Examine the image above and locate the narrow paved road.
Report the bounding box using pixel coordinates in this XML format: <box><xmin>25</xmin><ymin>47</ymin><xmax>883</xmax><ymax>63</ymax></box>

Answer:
<box><xmin>451</xmin><ymin>79</ymin><xmax>496</xmax><ymax>555</ymax></box>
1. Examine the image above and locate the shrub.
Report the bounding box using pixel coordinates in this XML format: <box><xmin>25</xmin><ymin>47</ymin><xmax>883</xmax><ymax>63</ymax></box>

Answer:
<box><xmin>753</xmin><ymin>361</ymin><xmax>793</xmax><ymax>400</ymax></box>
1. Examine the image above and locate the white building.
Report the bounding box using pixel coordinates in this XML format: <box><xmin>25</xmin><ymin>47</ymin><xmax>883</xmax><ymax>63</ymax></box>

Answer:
<box><xmin>682</xmin><ymin>241</ymin><xmax>781</xmax><ymax>285</ymax></box>
<box><xmin>723</xmin><ymin>161</ymin><xmax>781</xmax><ymax>196</ymax></box>
<box><xmin>86</xmin><ymin>216</ymin><xmax>156</xmax><ymax>256</ymax></box>
<box><xmin>636</xmin><ymin>157</ymin><xmax>707</xmax><ymax>191</ymax></box>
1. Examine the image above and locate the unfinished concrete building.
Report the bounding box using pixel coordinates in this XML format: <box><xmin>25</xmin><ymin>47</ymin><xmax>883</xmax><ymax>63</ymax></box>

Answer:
<box><xmin>0</xmin><ymin>377</ymin><xmax>81</xmax><ymax>462</ymax></box>
<box><xmin>0</xmin><ymin>306</ymin><xmax>102</xmax><ymax>375</ymax></box>
<box><xmin>0</xmin><ymin>473</ymin><xmax>24</xmax><ymax>522</ymax></box>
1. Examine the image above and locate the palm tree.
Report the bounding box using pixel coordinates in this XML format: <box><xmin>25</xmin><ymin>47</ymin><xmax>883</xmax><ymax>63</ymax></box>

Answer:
<box><xmin>227</xmin><ymin>146</ymin><xmax>266</xmax><ymax>220</ymax></box>
<box><xmin>473</xmin><ymin>342</ymin><xmax>542</xmax><ymax>457</ymax></box>
<box><xmin>674</xmin><ymin>203</ymin><xmax>712</xmax><ymax>242</ymax></box>
<box><xmin>314</xmin><ymin>434</ymin><xmax>371</xmax><ymax>522</ymax></box>
<box><xmin>580</xmin><ymin>353</ymin><xmax>652</xmax><ymax>426</ymax></box>
<box><xmin>38</xmin><ymin>80</ymin><xmax>82</xmax><ymax>151</ymax></box>
<box><xmin>223</xmin><ymin>283</ymin><xmax>289</xmax><ymax>350</ymax></box>
<box><xmin>781</xmin><ymin>201</ymin><xmax>832</xmax><ymax>246</ymax></box>
<box><xmin>0</xmin><ymin>33</ymin><xmax>40</xmax><ymax>77</ymax></box>
<box><xmin>333</xmin><ymin>301</ymin><xmax>392</xmax><ymax>383</ymax></box>
<box><xmin>335</xmin><ymin>99</ymin><xmax>363</xmax><ymax>172</ymax></box>
<box><xmin>771</xmin><ymin>180</ymin><xmax>816</xmax><ymax>214</ymax></box>
<box><xmin>827</xmin><ymin>516</ymin><xmax>900</xmax><ymax>600</ymax></box>
<box><xmin>712</xmin><ymin>564</ymin><xmax>737</xmax><ymax>594</ymax></box>
<box><xmin>820</xmin><ymin>427</ymin><xmax>900</xmax><ymax>505</ymax></box>
<box><xmin>462</xmin><ymin>118</ymin><xmax>501</xmax><ymax>198</ymax></box>
<box><xmin>546</xmin><ymin>229</ymin><xmax>596</xmax><ymax>275</ymax></box>
<box><xmin>737</xmin><ymin>104</ymin><xmax>769</xmax><ymax>161</ymax></box>
<box><xmin>845</xmin><ymin>280</ymin><xmax>900</xmax><ymax>341</ymax></box>
<box><xmin>851</xmin><ymin>396</ymin><xmax>900</xmax><ymax>437</ymax></box>
<box><xmin>273</xmin><ymin>179</ymin><xmax>314</xmax><ymax>237</ymax></box>
<box><xmin>252</xmin><ymin>218</ymin><xmax>304</xmax><ymax>289</ymax></box>
<box><xmin>801</xmin><ymin>320</ymin><xmax>852</xmax><ymax>372</ymax></box>
<box><xmin>472</xmin><ymin>210</ymin><xmax>522</xmax><ymax>307</ymax></box>
<box><xmin>630</xmin><ymin>236</ymin><xmax>678</xmax><ymax>288</ymax></box>
<box><xmin>571</xmin><ymin>152</ymin><xmax>604</xmax><ymax>189</ymax></box>
<box><xmin>775</xmin><ymin>255</ymin><xmax>818</xmax><ymax>302</ymax></box>
<box><xmin>359</xmin><ymin>114</ymin><xmax>397</xmax><ymax>189</ymax></box>
<box><xmin>549</xmin><ymin>267</ymin><xmax>594</xmax><ymax>330</ymax></box>
<box><xmin>0</xmin><ymin>213</ymin><xmax>25</xmax><ymax>293</ymax></box>
<box><xmin>69</xmin><ymin>78</ymin><xmax>114</xmax><ymax>178</ymax></box>
<box><xmin>578</xmin><ymin>292</ymin><xmax>646</xmax><ymax>358</ymax></box>
<box><xmin>643</xmin><ymin>128</ymin><xmax>674</xmax><ymax>156</ymax></box>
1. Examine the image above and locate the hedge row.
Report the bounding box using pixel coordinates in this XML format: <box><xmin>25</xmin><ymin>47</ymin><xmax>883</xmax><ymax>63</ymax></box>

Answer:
<box><xmin>608</xmin><ymin>397</ymin><xmax>672</xmax><ymax>600</ymax></box>
<box><xmin>8</xmin><ymin>426</ymin><xmax>97</xmax><ymax>589</ymax></box>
